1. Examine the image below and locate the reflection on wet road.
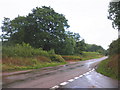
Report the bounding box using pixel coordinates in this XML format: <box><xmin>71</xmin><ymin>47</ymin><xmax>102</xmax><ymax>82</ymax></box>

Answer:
<box><xmin>2</xmin><ymin>57</ymin><xmax>118</xmax><ymax>88</ymax></box>
<box><xmin>60</xmin><ymin>70</ymin><xmax>118</xmax><ymax>88</ymax></box>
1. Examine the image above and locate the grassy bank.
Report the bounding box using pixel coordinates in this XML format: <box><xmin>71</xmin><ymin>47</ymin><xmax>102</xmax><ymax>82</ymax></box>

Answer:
<box><xmin>2</xmin><ymin>43</ymin><xmax>104</xmax><ymax>72</ymax></box>
<box><xmin>96</xmin><ymin>54</ymin><xmax>119</xmax><ymax>80</ymax></box>
<box><xmin>2</xmin><ymin>43</ymin><xmax>66</xmax><ymax>72</ymax></box>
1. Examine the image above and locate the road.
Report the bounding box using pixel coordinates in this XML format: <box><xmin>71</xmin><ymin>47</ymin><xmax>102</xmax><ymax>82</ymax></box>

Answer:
<box><xmin>2</xmin><ymin>57</ymin><xmax>118</xmax><ymax>89</ymax></box>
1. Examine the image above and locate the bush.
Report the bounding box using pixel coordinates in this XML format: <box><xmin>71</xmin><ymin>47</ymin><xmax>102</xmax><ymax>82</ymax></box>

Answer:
<box><xmin>50</xmin><ymin>54</ymin><xmax>65</xmax><ymax>62</ymax></box>
<box><xmin>48</xmin><ymin>49</ymin><xmax>55</xmax><ymax>55</ymax></box>
<box><xmin>2</xmin><ymin>43</ymin><xmax>49</xmax><ymax>58</ymax></box>
<box><xmin>109</xmin><ymin>38</ymin><xmax>120</xmax><ymax>55</ymax></box>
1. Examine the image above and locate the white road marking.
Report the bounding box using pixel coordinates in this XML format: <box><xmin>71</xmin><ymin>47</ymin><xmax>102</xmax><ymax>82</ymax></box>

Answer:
<box><xmin>79</xmin><ymin>75</ymin><xmax>83</xmax><ymax>77</ymax></box>
<box><xmin>51</xmin><ymin>85</ymin><xmax>59</xmax><ymax>89</ymax></box>
<box><xmin>60</xmin><ymin>82</ymin><xmax>68</xmax><ymax>86</ymax></box>
<box><xmin>85</xmin><ymin>72</ymin><xmax>90</xmax><ymax>75</ymax></box>
<box><xmin>91</xmin><ymin>68</ymin><xmax>95</xmax><ymax>71</ymax></box>
<box><xmin>83</xmin><ymin>73</ymin><xmax>87</xmax><ymax>76</ymax></box>
<box><xmin>74</xmin><ymin>77</ymin><xmax>79</xmax><ymax>79</ymax></box>
<box><xmin>68</xmin><ymin>79</ymin><xmax>74</xmax><ymax>82</ymax></box>
<box><xmin>51</xmin><ymin>68</ymin><xmax>96</xmax><ymax>89</ymax></box>
<box><xmin>89</xmin><ymin>70</ymin><xmax>92</xmax><ymax>73</ymax></box>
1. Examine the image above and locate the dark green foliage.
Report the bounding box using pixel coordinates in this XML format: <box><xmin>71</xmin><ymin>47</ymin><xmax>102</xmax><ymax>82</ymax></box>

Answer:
<box><xmin>75</xmin><ymin>39</ymin><xmax>86</xmax><ymax>55</ymax></box>
<box><xmin>108</xmin><ymin>2</ymin><xmax>120</xmax><ymax>30</ymax></box>
<box><xmin>2</xmin><ymin>43</ymin><xmax>49</xmax><ymax>58</ymax></box>
<box><xmin>48</xmin><ymin>49</ymin><xmax>55</xmax><ymax>55</ymax></box>
<box><xmin>1</xmin><ymin>6</ymin><xmax>69</xmax><ymax>52</ymax></box>
<box><xmin>1</xmin><ymin>6</ymin><xmax>105</xmax><ymax>55</ymax></box>
<box><xmin>2</xmin><ymin>43</ymin><xmax>66</xmax><ymax>63</ymax></box>
<box><xmin>85</xmin><ymin>44</ymin><xmax>106</xmax><ymax>55</ymax></box>
<box><xmin>108</xmin><ymin>38</ymin><xmax>120</xmax><ymax>55</ymax></box>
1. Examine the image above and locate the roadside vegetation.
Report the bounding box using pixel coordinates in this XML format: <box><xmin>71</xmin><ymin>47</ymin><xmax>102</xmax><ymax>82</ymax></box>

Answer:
<box><xmin>2</xmin><ymin>43</ymin><xmax>66</xmax><ymax>72</ymax></box>
<box><xmin>97</xmin><ymin>38</ymin><xmax>120</xmax><ymax>80</ymax></box>
<box><xmin>97</xmin><ymin>2</ymin><xmax>120</xmax><ymax>80</ymax></box>
<box><xmin>80</xmin><ymin>52</ymin><xmax>103</xmax><ymax>60</ymax></box>
<box><xmin>1</xmin><ymin>6</ymin><xmax>106</xmax><ymax>72</ymax></box>
<box><xmin>62</xmin><ymin>52</ymin><xmax>103</xmax><ymax>61</ymax></box>
<box><xmin>2</xmin><ymin>43</ymin><xmax>104</xmax><ymax>72</ymax></box>
<box><xmin>96</xmin><ymin>55</ymin><xmax>119</xmax><ymax>80</ymax></box>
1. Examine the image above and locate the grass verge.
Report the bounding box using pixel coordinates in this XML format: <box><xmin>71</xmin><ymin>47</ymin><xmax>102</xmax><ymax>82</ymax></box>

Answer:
<box><xmin>96</xmin><ymin>54</ymin><xmax>119</xmax><ymax>80</ymax></box>
<box><xmin>3</xmin><ymin>60</ymin><xmax>66</xmax><ymax>72</ymax></box>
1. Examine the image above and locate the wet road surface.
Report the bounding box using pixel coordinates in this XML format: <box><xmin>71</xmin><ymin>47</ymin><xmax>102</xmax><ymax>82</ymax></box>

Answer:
<box><xmin>60</xmin><ymin>70</ymin><xmax>118</xmax><ymax>88</ymax></box>
<box><xmin>2</xmin><ymin>57</ymin><xmax>118</xmax><ymax>88</ymax></box>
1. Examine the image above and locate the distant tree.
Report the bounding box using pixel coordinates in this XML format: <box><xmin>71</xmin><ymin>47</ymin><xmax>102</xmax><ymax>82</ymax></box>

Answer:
<box><xmin>108</xmin><ymin>2</ymin><xmax>120</xmax><ymax>56</ymax></box>
<box><xmin>75</xmin><ymin>39</ymin><xmax>86</xmax><ymax>55</ymax></box>
<box><xmin>85</xmin><ymin>44</ymin><xmax>106</xmax><ymax>55</ymax></box>
<box><xmin>108</xmin><ymin>2</ymin><xmax>120</xmax><ymax>30</ymax></box>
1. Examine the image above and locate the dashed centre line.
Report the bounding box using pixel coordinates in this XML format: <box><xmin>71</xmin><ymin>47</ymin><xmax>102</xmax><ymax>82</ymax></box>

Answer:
<box><xmin>50</xmin><ymin>68</ymin><xmax>95</xmax><ymax>89</ymax></box>
<box><xmin>68</xmin><ymin>79</ymin><xmax>74</xmax><ymax>82</ymax></box>
<box><xmin>60</xmin><ymin>82</ymin><xmax>68</xmax><ymax>86</ymax></box>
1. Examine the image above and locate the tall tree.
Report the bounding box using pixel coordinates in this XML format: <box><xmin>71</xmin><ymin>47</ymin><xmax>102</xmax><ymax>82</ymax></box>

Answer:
<box><xmin>1</xmin><ymin>18</ymin><xmax>12</xmax><ymax>41</ymax></box>
<box><xmin>2</xmin><ymin>6</ymin><xmax>70</xmax><ymax>52</ymax></box>
<box><xmin>108</xmin><ymin>2</ymin><xmax>120</xmax><ymax>31</ymax></box>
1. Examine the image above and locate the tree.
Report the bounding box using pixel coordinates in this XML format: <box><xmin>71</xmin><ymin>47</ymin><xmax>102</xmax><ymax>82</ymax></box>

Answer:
<box><xmin>109</xmin><ymin>38</ymin><xmax>120</xmax><ymax>55</ymax></box>
<box><xmin>108</xmin><ymin>2</ymin><xmax>120</xmax><ymax>30</ymax></box>
<box><xmin>1</xmin><ymin>18</ymin><xmax>12</xmax><ymax>41</ymax></box>
<box><xmin>62</xmin><ymin>34</ymin><xmax>76</xmax><ymax>55</ymax></box>
<box><xmin>75</xmin><ymin>39</ymin><xmax>86</xmax><ymax>55</ymax></box>
<box><xmin>85</xmin><ymin>44</ymin><xmax>106</xmax><ymax>55</ymax></box>
<box><xmin>2</xmin><ymin>6</ymin><xmax>70</xmax><ymax>52</ymax></box>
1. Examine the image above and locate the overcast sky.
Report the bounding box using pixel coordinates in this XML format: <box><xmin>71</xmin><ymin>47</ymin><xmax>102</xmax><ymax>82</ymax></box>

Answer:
<box><xmin>0</xmin><ymin>0</ymin><xmax>118</xmax><ymax>49</ymax></box>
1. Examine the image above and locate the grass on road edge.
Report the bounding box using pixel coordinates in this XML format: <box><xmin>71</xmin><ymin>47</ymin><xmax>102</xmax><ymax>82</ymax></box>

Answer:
<box><xmin>2</xmin><ymin>62</ymin><xmax>67</xmax><ymax>72</ymax></box>
<box><xmin>96</xmin><ymin>56</ymin><xmax>119</xmax><ymax>80</ymax></box>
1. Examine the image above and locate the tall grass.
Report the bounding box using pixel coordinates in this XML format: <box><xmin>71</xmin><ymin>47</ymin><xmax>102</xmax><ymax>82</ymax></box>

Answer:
<box><xmin>2</xmin><ymin>43</ymin><xmax>49</xmax><ymax>58</ymax></box>
<box><xmin>2</xmin><ymin>43</ymin><xmax>66</xmax><ymax>72</ymax></box>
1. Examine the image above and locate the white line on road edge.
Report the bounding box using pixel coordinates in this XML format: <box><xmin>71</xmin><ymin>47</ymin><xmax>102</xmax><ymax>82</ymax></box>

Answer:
<box><xmin>79</xmin><ymin>75</ymin><xmax>83</xmax><ymax>77</ymax></box>
<box><xmin>50</xmin><ymin>68</ymin><xmax>95</xmax><ymax>89</ymax></box>
<box><xmin>92</xmin><ymin>68</ymin><xmax>95</xmax><ymax>71</ymax></box>
<box><xmin>51</xmin><ymin>85</ymin><xmax>59</xmax><ymax>89</ymax></box>
<box><xmin>83</xmin><ymin>73</ymin><xmax>87</xmax><ymax>76</ymax></box>
<box><xmin>85</xmin><ymin>72</ymin><xmax>90</xmax><ymax>75</ymax></box>
<box><xmin>60</xmin><ymin>82</ymin><xmax>68</xmax><ymax>86</ymax></box>
<box><xmin>68</xmin><ymin>79</ymin><xmax>74</xmax><ymax>82</ymax></box>
<box><xmin>74</xmin><ymin>77</ymin><xmax>79</xmax><ymax>80</ymax></box>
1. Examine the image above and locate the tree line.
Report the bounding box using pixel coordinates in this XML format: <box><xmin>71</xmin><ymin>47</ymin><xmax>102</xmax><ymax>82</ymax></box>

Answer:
<box><xmin>108</xmin><ymin>1</ymin><xmax>120</xmax><ymax>56</ymax></box>
<box><xmin>1</xmin><ymin>6</ymin><xmax>106</xmax><ymax>55</ymax></box>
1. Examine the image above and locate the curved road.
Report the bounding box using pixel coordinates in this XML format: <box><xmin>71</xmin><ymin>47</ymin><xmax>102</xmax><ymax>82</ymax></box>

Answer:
<box><xmin>2</xmin><ymin>57</ymin><xmax>118</xmax><ymax>89</ymax></box>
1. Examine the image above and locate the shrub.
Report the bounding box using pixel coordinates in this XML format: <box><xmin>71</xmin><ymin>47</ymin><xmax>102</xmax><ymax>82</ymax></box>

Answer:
<box><xmin>109</xmin><ymin>38</ymin><xmax>120</xmax><ymax>55</ymax></box>
<box><xmin>48</xmin><ymin>49</ymin><xmax>55</xmax><ymax>55</ymax></box>
<box><xmin>2</xmin><ymin>43</ymin><xmax>49</xmax><ymax>58</ymax></box>
<box><xmin>50</xmin><ymin>55</ymin><xmax>65</xmax><ymax>62</ymax></box>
